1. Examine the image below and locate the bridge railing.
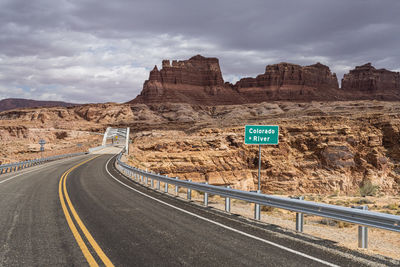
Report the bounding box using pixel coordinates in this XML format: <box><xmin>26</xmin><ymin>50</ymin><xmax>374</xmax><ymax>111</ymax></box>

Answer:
<box><xmin>88</xmin><ymin>144</ymin><xmax>113</xmax><ymax>153</ymax></box>
<box><xmin>115</xmin><ymin>149</ymin><xmax>400</xmax><ymax>249</ymax></box>
<box><xmin>0</xmin><ymin>152</ymin><xmax>87</xmax><ymax>175</ymax></box>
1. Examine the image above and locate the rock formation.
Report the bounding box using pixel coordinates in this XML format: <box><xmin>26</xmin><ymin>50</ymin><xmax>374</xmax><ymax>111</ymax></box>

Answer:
<box><xmin>234</xmin><ymin>62</ymin><xmax>340</xmax><ymax>101</ymax></box>
<box><xmin>132</xmin><ymin>55</ymin><xmax>247</xmax><ymax>105</ymax></box>
<box><xmin>1</xmin><ymin>100</ymin><xmax>400</xmax><ymax>195</ymax></box>
<box><xmin>0</xmin><ymin>98</ymin><xmax>77</xmax><ymax>112</ymax></box>
<box><xmin>130</xmin><ymin>56</ymin><xmax>400</xmax><ymax>105</ymax></box>
<box><xmin>124</xmin><ymin>101</ymin><xmax>400</xmax><ymax>195</ymax></box>
<box><xmin>341</xmin><ymin>63</ymin><xmax>400</xmax><ymax>100</ymax></box>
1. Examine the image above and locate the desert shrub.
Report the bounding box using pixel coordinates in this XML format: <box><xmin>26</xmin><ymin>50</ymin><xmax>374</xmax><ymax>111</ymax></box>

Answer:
<box><xmin>55</xmin><ymin>131</ymin><xmax>68</xmax><ymax>139</ymax></box>
<box><xmin>319</xmin><ymin>219</ymin><xmax>352</xmax><ymax>228</ymax></box>
<box><xmin>338</xmin><ymin>221</ymin><xmax>352</xmax><ymax>228</ymax></box>
<box><xmin>319</xmin><ymin>218</ymin><xmax>337</xmax><ymax>226</ymax></box>
<box><xmin>359</xmin><ymin>181</ymin><xmax>379</xmax><ymax>197</ymax></box>
<box><xmin>261</xmin><ymin>205</ymin><xmax>275</xmax><ymax>212</ymax></box>
<box><xmin>332</xmin><ymin>200</ymin><xmax>351</xmax><ymax>206</ymax></box>
<box><xmin>351</xmin><ymin>198</ymin><xmax>375</xmax><ymax>205</ymax></box>
<box><xmin>384</xmin><ymin>203</ymin><xmax>399</xmax><ymax>210</ymax></box>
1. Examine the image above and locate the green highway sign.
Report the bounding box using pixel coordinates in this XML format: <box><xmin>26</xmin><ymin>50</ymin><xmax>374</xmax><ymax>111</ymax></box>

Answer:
<box><xmin>244</xmin><ymin>125</ymin><xmax>279</xmax><ymax>145</ymax></box>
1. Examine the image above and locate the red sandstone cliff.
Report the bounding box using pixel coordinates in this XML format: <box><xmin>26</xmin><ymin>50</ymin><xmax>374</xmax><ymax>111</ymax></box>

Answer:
<box><xmin>132</xmin><ymin>55</ymin><xmax>247</xmax><ymax>105</ymax></box>
<box><xmin>341</xmin><ymin>63</ymin><xmax>400</xmax><ymax>100</ymax></box>
<box><xmin>233</xmin><ymin>62</ymin><xmax>340</xmax><ymax>101</ymax></box>
<box><xmin>130</xmin><ymin>55</ymin><xmax>400</xmax><ymax>105</ymax></box>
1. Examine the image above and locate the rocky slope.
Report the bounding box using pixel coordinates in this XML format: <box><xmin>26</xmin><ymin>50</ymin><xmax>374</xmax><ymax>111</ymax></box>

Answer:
<box><xmin>0</xmin><ymin>98</ymin><xmax>77</xmax><ymax>112</ymax></box>
<box><xmin>130</xmin><ymin>55</ymin><xmax>400</xmax><ymax>105</ymax></box>
<box><xmin>0</xmin><ymin>103</ymin><xmax>129</xmax><ymax>163</ymax></box>
<box><xmin>122</xmin><ymin>101</ymin><xmax>400</xmax><ymax>196</ymax></box>
<box><xmin>1</xmin><ymin>100</ymin><xmax>400</xmax><ymax>196</ymax></box>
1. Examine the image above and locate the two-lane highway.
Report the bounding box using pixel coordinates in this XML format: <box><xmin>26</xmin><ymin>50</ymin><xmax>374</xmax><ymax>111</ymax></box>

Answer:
<box><xmin>65</xmin><ymin>154</ymin><xmax>330</xmax><ymax>266</ymax></box>
<box><xmin>1</xmin><ymin>148</ymin><xmax>396</xmax><ymax>266</ymax></box>
<box><xmin>0</xmin><ymin>153</ymin><xmax>92</xmax><ymax>266</ymax></box>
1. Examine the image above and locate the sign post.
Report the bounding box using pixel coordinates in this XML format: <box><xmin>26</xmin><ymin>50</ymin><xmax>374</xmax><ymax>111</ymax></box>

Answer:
<box><xmin>38</xmin><ymin>139</ymin><xmax>46</xmax><ymax>158</ymax></box>
<box><xmin>244</xmin><ymin>125</ymin><xmax>279</xmax><ymax>191</ymax></box>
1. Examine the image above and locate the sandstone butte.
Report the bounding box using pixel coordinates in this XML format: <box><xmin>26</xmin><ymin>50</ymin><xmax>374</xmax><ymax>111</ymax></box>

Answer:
<box><xmin>130</xmin><ymin>55</ymin><xmax>400</xmax><ymax>105</ymax></box>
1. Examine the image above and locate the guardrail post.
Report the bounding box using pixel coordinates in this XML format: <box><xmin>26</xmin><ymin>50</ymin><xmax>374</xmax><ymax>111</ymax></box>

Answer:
<box><xmin>225</xmin><ymin>185</ymin><xmax>231</xmax><ymax>212</ymax></box>
<box><xmin>164</xmin><ymin>175</ymin><xmax>169</xmax><ymax>193</ymax></box>
<box><xmin>175</xmin><ymin>177</ymin><xmax>179</xmax><ymax>195</ymax></box>
<box><xmin>296</xmin><ymin>196</ymin><xmax>304</xmax><ymax>232</ymax></box>
<box><xmin>355</xmin><ymin>205</ymin><xmax>368</xmax><ymax>249</ymax></box>
<box><xmin>157</xmin><ymin>179</ymin><xmax>160</xmax><ymax>190</ymax></box>
<box><xmin>204</xmin><ymin>182</ymin><xmax>208</xmax><ymax>206</ymax></box>
<box><xmin>187</xmin><ymin>180</ymin><xmax>192</xmax><ymax>200</ymax></box>
<box><xmin>254</xmin><ymin>190</ymin><xmax>261</xmax><ymax>220</ymax></box>
<box><xmin>151</xmin><ymin>177</ymin><xmax>154</xmax><ymax>188</ymax></box>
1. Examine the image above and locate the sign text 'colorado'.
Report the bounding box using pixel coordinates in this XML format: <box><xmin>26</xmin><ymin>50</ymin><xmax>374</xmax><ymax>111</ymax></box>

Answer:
<box><xmin>244</xmin><ymin>125</ymin><xmax>279</xmax><ymax>145</ymax></box>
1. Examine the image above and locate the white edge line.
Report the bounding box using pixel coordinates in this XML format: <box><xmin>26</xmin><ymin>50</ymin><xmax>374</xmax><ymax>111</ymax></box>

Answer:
<box><xmin>0</xmin><ymin>155</ymin><xmax>87</xmax><ymax>185</ymax></box>
<box><xmin>105</xmin><ymin>155</ymin><xmax>340</xmax><ymax>267</ymax></box>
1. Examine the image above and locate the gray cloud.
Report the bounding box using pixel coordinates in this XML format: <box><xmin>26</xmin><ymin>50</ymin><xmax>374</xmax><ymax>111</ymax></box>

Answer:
<box><xmin>0</xmin><ymin>0</ymin><xmax>399</xmax><ymax>103</ymax></box>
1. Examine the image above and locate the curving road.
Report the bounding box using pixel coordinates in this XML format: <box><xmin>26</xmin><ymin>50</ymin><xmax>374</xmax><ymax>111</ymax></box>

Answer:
<box><xmin>0</xmin><ymin>148</ymin><xmax>396</xmax><ymax>266</ymax></box>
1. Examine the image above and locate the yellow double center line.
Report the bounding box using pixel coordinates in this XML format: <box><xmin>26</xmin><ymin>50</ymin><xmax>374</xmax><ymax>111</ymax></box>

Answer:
<box><xmin>59</xmin><ymin>156</ymin><xmax>114</xmax><ymax>267</ymax></box>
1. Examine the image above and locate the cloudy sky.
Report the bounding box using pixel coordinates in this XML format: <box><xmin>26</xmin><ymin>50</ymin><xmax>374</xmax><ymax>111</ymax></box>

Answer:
<box><xmin>0</xmin><ymin>0</ymin><xmax>399</xmax><ymax>103</ymax></box>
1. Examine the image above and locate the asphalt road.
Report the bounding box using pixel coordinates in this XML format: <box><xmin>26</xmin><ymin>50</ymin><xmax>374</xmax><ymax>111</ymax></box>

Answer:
<box><xmin>0</xmin><ymin>150</ymin><xmax>397</xmax><ymax>266</ymax></box>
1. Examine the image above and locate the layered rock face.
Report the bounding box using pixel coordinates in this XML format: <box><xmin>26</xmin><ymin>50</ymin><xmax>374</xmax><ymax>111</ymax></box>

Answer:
<box><xmin>131</xmin><ymin>56</ymin><xmax>400</xmax><ymax>104</ymax></box>
<box><xmin>125</xmin><ymin>101</ymin><xmax>400</xmax><ymax>195</ymax></box>
<box><xmin>234</xmin><ymin>62</ymin><xmax>340</xmax><ymax>101</ymax></box>
<box><xmin>2</xmin><ymin>100</ymin><xmax>400</xmax><ymax>195</ymax></box>
<box><xmin>132</xmin><ymin>55</ymin><xmax>246</xmax><ymax>105</ymax></box>
<box><xmin>341</xmin><ymin>63</ymin><xmax>400</xmax><ymax>100</ymax></box>
<box><xmin>0</xmin><ymin>103</ymin><xmax>132</xmax><ymax>163</ymax></box>
<box><xmin>132</xmin><ymin>56</ymin><xmax>341</xmax><ymax>104</ymax></box>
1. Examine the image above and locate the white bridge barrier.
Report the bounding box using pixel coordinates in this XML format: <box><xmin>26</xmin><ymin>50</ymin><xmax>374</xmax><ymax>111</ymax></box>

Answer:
<box><xmin>101</xmin><ymin>127</ymin><xmax>129</xmax><ymax>154</ymax></box>
<box><xmin>114</xmin><ymin>149</ymin><xmax>400</xmax><ymax>249</ymax></box>
<box><xmin>88</xmin><ymin>144</ymin><xmax>113</xmax><ymax>153</ymax></box>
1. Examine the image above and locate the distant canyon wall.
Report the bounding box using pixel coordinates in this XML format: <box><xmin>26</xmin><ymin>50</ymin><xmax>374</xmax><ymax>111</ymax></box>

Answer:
<box><xmin>131</xmin><ymin>55</ymin><xmax>400</xmax><ymax>105</ymax></box>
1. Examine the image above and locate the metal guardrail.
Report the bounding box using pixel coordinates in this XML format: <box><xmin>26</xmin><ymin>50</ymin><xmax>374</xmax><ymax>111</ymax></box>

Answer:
<box><xmin>115</xmin><ymin>150</ymin><xmax>400</xmax><ymax>249</ymax></box>
<box><xmin>0</xmin><ymin>152</ymin><xmax>87</xmax><ymax>175</ymax></box>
